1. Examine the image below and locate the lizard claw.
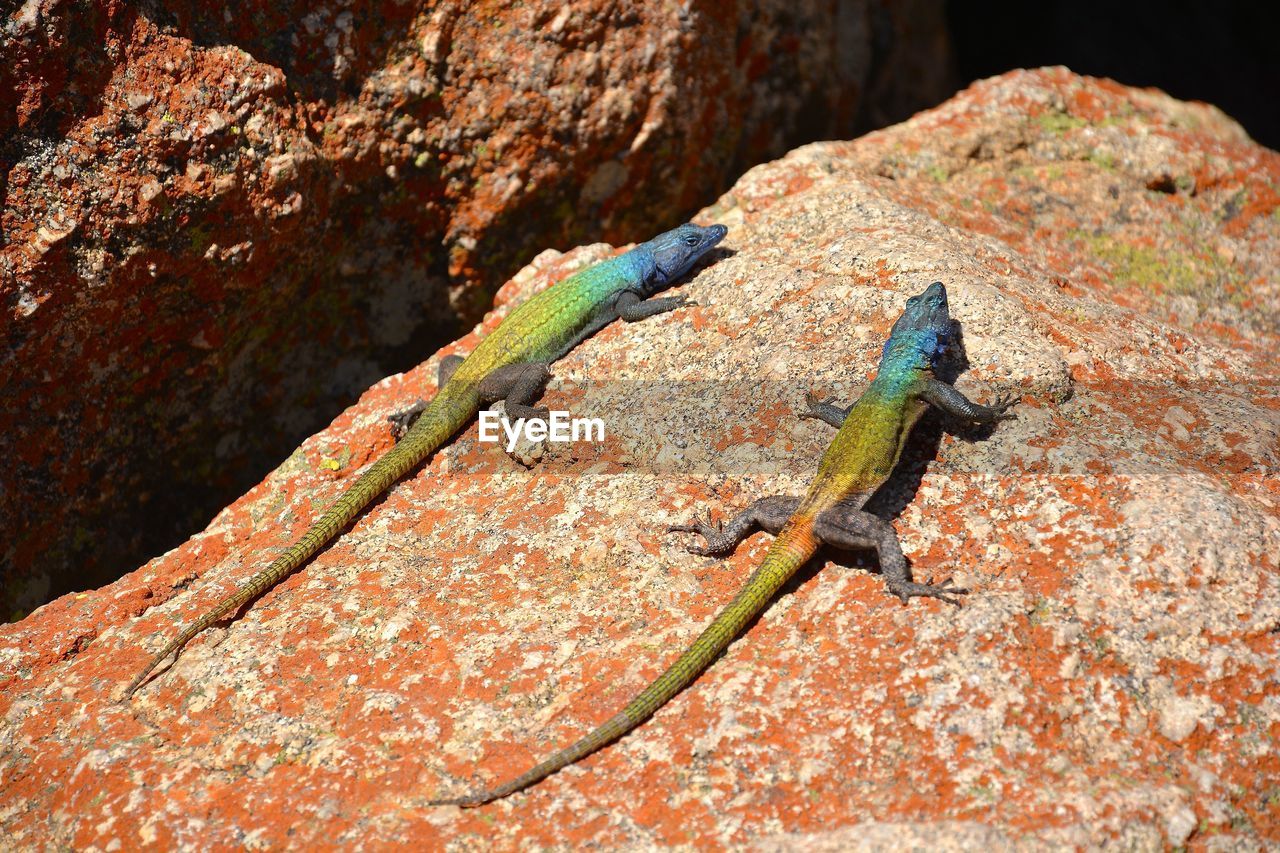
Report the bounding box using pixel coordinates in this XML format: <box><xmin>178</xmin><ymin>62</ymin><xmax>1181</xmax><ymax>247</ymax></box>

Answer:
<box><xmin>504</xmin><ymin>405</ymin><xmax>551</xmax><ymax>423</ymax></box>
<box><xmin>663</xmin><ymin>294</ymin><xmax>697</xmax><ymax>311</ymax></box>
<box><xmin>490</xmin><ymin>401</ymin><xmax>550</xmax><ymax>468</ymax></box>
<box><xmin>888</xmin><ymin>575</ymin><xmax>970</xmax><ymax>607</ymax></box>
<box><xmin>388</xmin><ymin>400</ymin><xmax>428</xmax><ymax>440</ymax></box>
<box><xmin>668</xmin><ymin>515</ymin><xmax>722</xmax><ymax>556</ymax></box>
<box><xmin>992</xmin><ymin>393</ymin><xmax>1020</xmax><ymax>421</ymax></box>
<box><xmin>801</xmin><ymin>391</ymin><xmax>836</xmax><ymax>420</ymax></box>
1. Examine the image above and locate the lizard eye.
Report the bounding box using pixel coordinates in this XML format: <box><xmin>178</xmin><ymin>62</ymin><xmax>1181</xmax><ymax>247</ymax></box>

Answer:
<box><xmin>683</xmin><ymin>234</ymin><xmax>700</xmax><ymax>246</ymax></box>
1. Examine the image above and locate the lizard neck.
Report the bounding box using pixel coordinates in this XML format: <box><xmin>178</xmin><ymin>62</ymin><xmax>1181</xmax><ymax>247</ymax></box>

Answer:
<box><xmin>865</xmin><ymin>338</ymin><xmax>934</xmax><ymax>403</ymax></box>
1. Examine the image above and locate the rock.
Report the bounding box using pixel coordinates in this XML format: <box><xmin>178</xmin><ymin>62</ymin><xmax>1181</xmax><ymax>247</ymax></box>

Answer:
<box><xmin>1163</xmin><ymin>802</ymin><xmax>1199</xmax><ymax>846</ymax></box>
<box><xmin>1156</xmin><ymin>688</ymin><xmax>1214</xmax><ymax>743</ymax></box>
<box><xmin>0</xmin><ymin>0</ymin><xmax>956</xmax><ymax>620</ymax></box>
<box><xmin>2</xmin><ymin>68</ymin><xmax>1278</xmax><ymax>848</ymax></box>
<box><xmin>486</xmin><ymin>401</ymin><xmax>549</xmax><ymax>468</ymax></box>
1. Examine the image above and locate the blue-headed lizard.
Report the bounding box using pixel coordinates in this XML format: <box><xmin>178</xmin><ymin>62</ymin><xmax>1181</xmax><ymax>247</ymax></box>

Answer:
<box><xmin>431</xmin><ymin>280</ymin><xmax>1017</xmax><ymax>805</ymax></box>
<box><xmin>125</xmin><ymin>223</ymin><xmax>728</xmax><ymax>697</ymax></box>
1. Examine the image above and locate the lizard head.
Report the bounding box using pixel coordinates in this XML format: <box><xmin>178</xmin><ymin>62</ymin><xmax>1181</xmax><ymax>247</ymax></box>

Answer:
<box><xmin>643</xmin><ymin>223</ymin><xmax>728</xmax><ymax>289</ymax></box>
<box><xmin>884</xmin><ymin>281</ymin><xmax>952</xmax><ymax>370</ymax></box>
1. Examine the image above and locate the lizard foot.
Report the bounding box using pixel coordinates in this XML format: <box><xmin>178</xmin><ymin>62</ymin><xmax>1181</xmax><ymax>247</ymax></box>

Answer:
<box><xmin>668</xmin><ymin>515</ymin><xmax>731</xmax><ymax>556</ymax></box>
<box><xmin>491</xmin><ymin>401</ymin><xmax>548</xmax><ymax>468</ymax></box>
<box><xmin>888</xmin><ymin>576</ymin><xmax>969</xmax><ymax>606</ymax></box>
<box><xmin>800</xmin><ymin>391</ymin><xmax>851</xmax><ymax>428</ymax></box>
<box><xmin>800</xmin><ymin>391</ymin><xmax>836</xmax><ymax>420</ymax></box>
<box><xmin>992</xmin><ymin>393</ymin><xmax>1021</xmax><ymax>421</ymax></box>
<box><xmin>388</xmin><ymin>400</ymin><xmax>428</xmax><ymax>441</ymax></box>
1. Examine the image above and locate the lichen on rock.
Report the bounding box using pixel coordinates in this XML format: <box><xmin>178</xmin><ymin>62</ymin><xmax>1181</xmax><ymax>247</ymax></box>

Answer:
<box><xmin>2</xmin><ymin>68</ymin><xmax>1278</xmax><ymax>849</ymax></box>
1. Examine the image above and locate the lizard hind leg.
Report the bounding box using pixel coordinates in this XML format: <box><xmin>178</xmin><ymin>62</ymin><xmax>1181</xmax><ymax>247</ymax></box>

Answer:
<box><xmin>437</xmin><ymin>353</ymin><xmax>465</xmax><ymax>388</ymax></box>
<box><xmin>387</xmin><ymin>354</ymin><xmax>468</xmax><ymax>440</ymax></box>
<box><xmin>813</xmin><ymin>505</ymin><xmax>968</xmax><ymax>605</ymax></box>
<box><xmin>387</xmin><ymin>400</ymin><xmax>430</xmax><ymax>441</ymax></box>
<box><xmin>478</xmin><ymin>362</ymin><xmax>552</xmax><ymax>421</ymax></box>
<box><xmin>669</xmin><ymin>495</ymin><xmax>800</xmax><ymax>556</ymax></box>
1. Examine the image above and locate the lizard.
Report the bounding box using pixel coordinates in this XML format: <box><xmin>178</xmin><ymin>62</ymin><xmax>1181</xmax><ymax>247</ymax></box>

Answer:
<box><xmin>429</xmin><ymin>280</ymin><xmax>1017</xmax><ymax>806</ymax></box>
<box><xmin>124</xmin><ymin>222</ymin><xmax>728</xmax><ymax>698</ymax></box>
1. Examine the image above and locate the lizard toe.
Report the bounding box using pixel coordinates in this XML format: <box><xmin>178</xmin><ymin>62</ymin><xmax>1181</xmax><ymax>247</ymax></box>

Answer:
<box><xmin>994</xmin><ymin>394</ymin><xmax>1021</xmax><ymax>419</ymax></box>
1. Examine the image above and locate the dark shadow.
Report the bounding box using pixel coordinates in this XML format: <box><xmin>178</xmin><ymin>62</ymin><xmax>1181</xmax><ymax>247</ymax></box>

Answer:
<box><xmin>691</xmin><ymin>245</ymin><xmax>736</xmax><ymax>272</ymax></box>
<box><xmin>947</xmin><ymin>0</ymin><xmax>1279</xmax><ymax>149</ymax></box>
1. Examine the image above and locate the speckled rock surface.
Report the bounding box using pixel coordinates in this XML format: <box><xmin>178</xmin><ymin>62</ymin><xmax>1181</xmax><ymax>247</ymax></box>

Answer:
<box><xmin>3</xmin><ymin>68</ymin><xmax>1278</xmax><ymax>848</ymax></box>
<box><xmin>0</xmin><ymin>0</ymin><xmax>955</xmax><ymax>619</ymax></box>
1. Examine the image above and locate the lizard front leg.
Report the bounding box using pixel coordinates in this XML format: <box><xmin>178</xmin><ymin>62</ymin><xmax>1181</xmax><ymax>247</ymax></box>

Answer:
<box><xmin>615</xmin><ymin>290</ymin><xmax>695</xmax><ymax>322</ymax></box>
<box><xmin>813</xmin><ymin>503</ymin><xmax>968</xmax><ymax>605</ymax></box>
<box><xmin>669</xmin><ymin>495</ymin><xmax>800</xmax><ymax>556</ymax></box>
<box><xmin>801</xmin><ymin>391</ymin><xmax>853</xmax><ymax>429</ymax></box>
<box><xmin>920</xmin><ymin>379</ymin><xmax>1017</xmax><ymax>424</ymax></box>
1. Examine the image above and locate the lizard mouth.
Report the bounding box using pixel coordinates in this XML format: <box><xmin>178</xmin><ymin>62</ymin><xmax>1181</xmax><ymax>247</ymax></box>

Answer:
<box><xmin>703</xmin><ymin>224</ymin><xmax>728</xmax><ymax>247</ymax></box>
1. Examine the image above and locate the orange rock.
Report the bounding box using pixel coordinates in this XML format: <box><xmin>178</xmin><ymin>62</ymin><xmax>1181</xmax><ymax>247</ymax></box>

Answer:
<box><xmin>2</xmin><ymin>69</ymin><xmax>1278</xmax><ymax>847</ymax></box>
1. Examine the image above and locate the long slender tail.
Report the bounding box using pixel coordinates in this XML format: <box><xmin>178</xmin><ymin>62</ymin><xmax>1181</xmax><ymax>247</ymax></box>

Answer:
<box><xmin>125</xmin><ymin>383</ymin><xmax>481</xmax><ymax>697</ymax></box>
<box><xmin>430</xmin><ymin>518</ymin><xmax>819</xmax><ymax>806</ymax></box>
